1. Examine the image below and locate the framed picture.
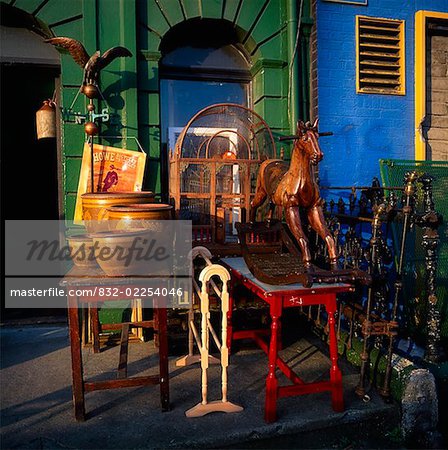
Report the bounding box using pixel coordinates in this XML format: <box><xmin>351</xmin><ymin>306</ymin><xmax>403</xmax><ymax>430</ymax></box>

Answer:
<box><xmin>323</xmin><ymin>0</ymin><xmax>367</xmax><ymax>5</ymax></box>
<box><xmin>74</xmin><ymin>143</ymin><xmax>146</xmax><ymax>223</ymax></box>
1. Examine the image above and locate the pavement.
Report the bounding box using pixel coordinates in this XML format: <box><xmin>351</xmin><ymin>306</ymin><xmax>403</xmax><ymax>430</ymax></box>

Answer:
<box><xmin>0</xmin><ymin>324</ymin><xmax>399</xmax><ymax>449</ymax></box>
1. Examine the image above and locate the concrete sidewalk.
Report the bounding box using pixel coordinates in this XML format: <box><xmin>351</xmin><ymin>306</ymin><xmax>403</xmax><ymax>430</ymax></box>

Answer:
<box><xmin>0</xmin><ymin>325</ymin><xmax>398</xmax><ymax>449</ymax></box>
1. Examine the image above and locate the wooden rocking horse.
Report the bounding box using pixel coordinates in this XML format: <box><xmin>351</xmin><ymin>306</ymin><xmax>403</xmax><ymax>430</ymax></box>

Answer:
<box><xmin>250</xmin><ymin>119</ymin><xmax>338</xmax><ymax>269</ymax></box>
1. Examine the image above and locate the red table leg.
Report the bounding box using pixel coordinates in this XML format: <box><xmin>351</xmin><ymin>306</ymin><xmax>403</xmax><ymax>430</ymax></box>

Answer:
<box><xmin>68</xmin><ymin>295</ymin><xmax>86</xmax><ymax>421</ymax></box>
<box><xmin>223</xmin><ymin>260</ymin><xmax>348</xmax><ymax>422</ymax></box>
<box><xmin>265</xmin><ymin>301</ymin><xmax>282</xmax><ymax>423</ymax></box>
<box><xmin>277</xmin><ymin>315</ymin><xmax>282</xmax><ymax>351</ymax></box>
<box><xmin>326</xmin><ymin>295</ymin><xmax>344</xmax><ymax>412</ymax></box>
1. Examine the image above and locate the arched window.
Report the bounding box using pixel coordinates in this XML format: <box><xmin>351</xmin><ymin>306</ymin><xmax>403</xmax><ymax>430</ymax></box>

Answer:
<box><xmin>159</xmin><ymin>19</ymin><xmax>251</xmax><ymax>190</ymax></box>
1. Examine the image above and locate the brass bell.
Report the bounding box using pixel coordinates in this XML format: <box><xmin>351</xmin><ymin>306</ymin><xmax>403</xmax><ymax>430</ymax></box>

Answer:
<box><xmin>36</xmin><ymin>100</ymin><xmax>56</xmax><ymax>139</ymax></box>
<box><xmin>82</xmin><ymin>84</ymin><xmax>99</xmax><ymax>99</ymax></box>
<box><xmin>84</xmin><ymin>121</ymin><xmax>99</xmax><ymax>136</ymax></box>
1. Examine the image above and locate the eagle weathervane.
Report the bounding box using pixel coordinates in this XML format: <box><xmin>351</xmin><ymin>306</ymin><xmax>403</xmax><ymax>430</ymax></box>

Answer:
<box><xmin>45</xmin><ymin>36</ymin><xmax>132</xmax><ymax>193</ymax></box>
<box><xmin>45</xmin><ymin>37</ymin><xmax>132</xmax><ymax>99</ymax></box>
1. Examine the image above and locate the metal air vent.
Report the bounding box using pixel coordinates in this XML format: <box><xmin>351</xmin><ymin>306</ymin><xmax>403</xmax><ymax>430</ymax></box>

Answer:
<box><xmin>357</xmin><ymin>16</ymin><xmax>405</xmax><ymax>95</ymax></box>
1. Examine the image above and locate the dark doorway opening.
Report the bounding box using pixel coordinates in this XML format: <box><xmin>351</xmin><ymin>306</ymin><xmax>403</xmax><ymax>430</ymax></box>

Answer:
<box><xmin>1</xmin><ymin>64</ymin><xmax>59</xmax><ymax>220</ymax></box>
<box><xmin>1</xmin><ymin>63</ymin><xmax>64</xmax><ymax>323</ymax></box>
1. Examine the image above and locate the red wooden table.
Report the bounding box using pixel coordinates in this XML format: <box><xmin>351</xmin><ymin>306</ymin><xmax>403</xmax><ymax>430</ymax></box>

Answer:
<box><xmin>61</xmin><ymin>267</ymin><xmax>169</xmax><ymax>421</ymax></box>
<box><xmin>221</xmin><ymin>257</ymin><xmax>354</xmax><ymax>423</ymax></box>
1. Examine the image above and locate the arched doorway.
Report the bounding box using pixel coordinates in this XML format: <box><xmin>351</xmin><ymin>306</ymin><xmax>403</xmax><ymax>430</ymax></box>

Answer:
<box><xmin>159</xmin><ymin>18</ymin><xmax>252</xmax><ymax>195</ymax></box>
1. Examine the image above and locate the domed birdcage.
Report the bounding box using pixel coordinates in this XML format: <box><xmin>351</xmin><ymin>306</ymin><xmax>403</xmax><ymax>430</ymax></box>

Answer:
<box><xmin>169</xmin><ymin>103</ymin><xmax>276</xmax><ymax>253</ymax></box>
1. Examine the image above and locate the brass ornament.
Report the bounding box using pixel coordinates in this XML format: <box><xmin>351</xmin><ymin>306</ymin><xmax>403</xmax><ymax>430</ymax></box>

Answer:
<box><xmin>82</xmin><ymin>84</ymin><xmax>99</xmax><ymax>99</ymax></box>
<box><xmin>84</xmin><ymin>121</ymin><xmax>99</xmax><ymax>136</ymax></box>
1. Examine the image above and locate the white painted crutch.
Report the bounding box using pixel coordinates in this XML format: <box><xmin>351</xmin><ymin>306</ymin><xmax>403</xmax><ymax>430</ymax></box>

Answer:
<box><xmin>176</xmin><ymin>246</ymin><xmax>219</xmax><ymax>367</ymax></box>
<box><xmin>185</xmin><ymin>263</ymin><xmax>243</xmax><ymax>417</ymax></box>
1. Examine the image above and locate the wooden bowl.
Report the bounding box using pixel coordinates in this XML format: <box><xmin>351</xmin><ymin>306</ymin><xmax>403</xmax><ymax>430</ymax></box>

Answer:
<box><xmin>81</xmin><ymin>191</ymin><xmax>155</xmax><ymax>233</ymax></box>
<box><xmin>107</xmin><ymin>203</ymin><xmax>173</xmax><ymax>231</ymax></box>
<box><xmin>90</xmin><ymin>229</ymin><xmax>156</xmax><ymax>276</ymax></box>
<box><xmin>66</xmin><ymin>234</ymin><xmax>99</xmax><ymax>269</ymax></box>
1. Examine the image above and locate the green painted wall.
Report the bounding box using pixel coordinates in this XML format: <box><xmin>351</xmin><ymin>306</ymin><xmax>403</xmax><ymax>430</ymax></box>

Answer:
<box><xmin>7</xmin><ymin>0</ymin><xmax>312</xmax><ymax>219</ymax></box>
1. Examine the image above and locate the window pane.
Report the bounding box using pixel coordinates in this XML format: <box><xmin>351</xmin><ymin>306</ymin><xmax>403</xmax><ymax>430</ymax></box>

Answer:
<box><xmin>161</xmin><ymin>79</ymin><xmax>248</xmax><ymax>152</ymax></box>
<box><xmin>162</xmin><ymin>45</ymin><xmax>249</xmax><ymax>71</ymax></box>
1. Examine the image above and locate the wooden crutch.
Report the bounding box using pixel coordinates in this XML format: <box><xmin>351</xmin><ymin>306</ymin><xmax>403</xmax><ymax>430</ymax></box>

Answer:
<box><xmin>185</xmin><ymin>264</ymin><xmax>243</xmax><ymax>417</ymax></box>
<box><xmin>176</xmin><ymin>246</ymin><xmax>219</xmax><ymax>367</ymax></box>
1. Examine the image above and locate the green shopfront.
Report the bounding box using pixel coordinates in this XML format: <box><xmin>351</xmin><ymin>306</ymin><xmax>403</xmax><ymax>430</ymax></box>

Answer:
<box><xmin>1</xmin><ymin>0</ymin><xmax>312</xmax><ymax>219</ymax></box>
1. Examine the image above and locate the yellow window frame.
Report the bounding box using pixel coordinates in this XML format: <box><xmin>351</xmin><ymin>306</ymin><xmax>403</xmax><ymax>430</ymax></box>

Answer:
<box><xmin>414</xmin><ymin>11</ymin><xmax>448</xmax><ymax>160</ymax></box>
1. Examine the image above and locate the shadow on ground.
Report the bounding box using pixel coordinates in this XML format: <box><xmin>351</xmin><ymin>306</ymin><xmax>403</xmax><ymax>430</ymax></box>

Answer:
<box><xmin>0</xmin><ymin>325</ymin><xmax>400</xmax><ymax>449</ymax></box>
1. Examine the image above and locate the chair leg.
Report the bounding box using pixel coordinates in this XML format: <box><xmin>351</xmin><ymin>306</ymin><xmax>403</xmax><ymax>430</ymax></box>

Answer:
<box><xmin>153</xmin><ymin>308</ymin><xmax>160</xmax><ymax>348</ymax></box>
<box><xmin>90</xmin><ymin>306</ymin><xmax>101</xmax><ymax>353</ymax></box>
<box><xmin>156</xmin><ymin>307</ymin><xmax>170</xmax><ymax>411</ymax></box>
<box><xmin>117</xmin><ymin>323</ymin><xmax>130</xmax><ymax>379</ymax></box>
<box><xmin>81</xmin><ymin>307</ymin><xmax>89</xmax><ymax>346</ymax></box>
<box><xmin>68</xmin><ymin>297</ymin><xmax>86</xmax><ymax>421</ymax></box>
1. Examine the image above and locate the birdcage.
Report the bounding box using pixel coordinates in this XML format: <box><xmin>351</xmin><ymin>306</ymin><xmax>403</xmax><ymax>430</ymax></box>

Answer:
<box><xmin>169</xmin><ymin>103</ymin><xmax>276</xmax><ymax>254</ymax></box>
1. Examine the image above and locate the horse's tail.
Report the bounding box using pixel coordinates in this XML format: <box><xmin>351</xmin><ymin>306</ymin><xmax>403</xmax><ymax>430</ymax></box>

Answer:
<box><xmin>250</xmin><ymin>160</ymin><xmax>272</xmax><ymax>221</ymax></box>
<box><xmin>256</xmin><ymin>159</ymin><xmax>278</xmax><ymax>189</ymax></box>
<box><xmin>255</xmin><ymin>162</ymin><xmax>265</xmax><ymax>192</ymax></box>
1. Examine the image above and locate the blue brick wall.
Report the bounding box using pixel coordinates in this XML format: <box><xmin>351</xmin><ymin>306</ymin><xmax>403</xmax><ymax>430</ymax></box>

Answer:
<box><xmin>316</xmin><ymin>0</ymin><xmax>448</xmax><ymax>188</ymax></box>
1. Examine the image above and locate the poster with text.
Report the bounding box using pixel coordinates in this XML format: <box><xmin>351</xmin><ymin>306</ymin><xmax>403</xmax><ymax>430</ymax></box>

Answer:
<box><xmin>74</xmin><ymin>143</ymin><xmax>146</xmax><ymax>224</ymax></box>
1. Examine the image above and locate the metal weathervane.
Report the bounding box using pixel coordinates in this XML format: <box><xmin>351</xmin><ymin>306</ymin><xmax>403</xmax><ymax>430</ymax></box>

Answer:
<box><xmin>45</xmin><ymin>36</ymin><xmax>132</xmax><ymax>192</ymax></box>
